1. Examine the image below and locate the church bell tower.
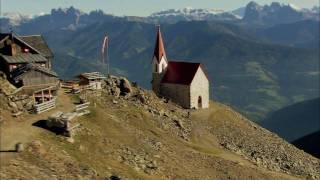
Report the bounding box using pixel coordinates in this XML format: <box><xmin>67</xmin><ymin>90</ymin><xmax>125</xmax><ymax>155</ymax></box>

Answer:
<box><xmin>152</xmin><ymin>25</ymin><xmax>168</xmax><ymax>95</ymax></box>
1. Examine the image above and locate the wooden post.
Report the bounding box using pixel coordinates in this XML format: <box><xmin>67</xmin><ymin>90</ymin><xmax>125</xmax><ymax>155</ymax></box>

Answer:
<box><xmin>49</xmin><ymin>88</ymin><xmax>52</xmax><ymax>101</ymax></box>
<box><xmin>41</xmin><ymin>90</ymin><xmax>44</xmax><ymax>103</ymax></box>
<box><xmin>33</xmin><ymin>93</ymin><xmax>36</xmax><ymax>104</ymax></box>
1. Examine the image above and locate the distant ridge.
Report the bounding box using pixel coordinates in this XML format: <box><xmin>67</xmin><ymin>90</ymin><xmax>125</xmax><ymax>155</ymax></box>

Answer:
<box><xmin>261</xmin><ymin>98</ymin><xmax>320</xmax><ymax>142</ymax></box>
<box><xmin>293</xmin><ymin>131</ymin><xmax>320</xmax><ymax>159</ymax></box>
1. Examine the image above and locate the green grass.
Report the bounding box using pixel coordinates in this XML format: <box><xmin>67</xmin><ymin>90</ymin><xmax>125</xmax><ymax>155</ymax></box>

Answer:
<box><xmin>70</xmin><ymin>94</ymin><xmax>81</xmax><ymax>104</ymax></box>
<box><xmin>84</xmin><ymin>106</ymin><xmax>98</xmax><ymax>119</ymax></box>
<box><xmin>245</xmin><ymin>61</ymin><xmax>276</xmax><ymax>84</ymax></box>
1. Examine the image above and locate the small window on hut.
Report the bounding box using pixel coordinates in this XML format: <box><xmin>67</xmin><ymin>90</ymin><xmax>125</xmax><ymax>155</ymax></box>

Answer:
<box><xmin>22</xmin><ymin>48</ymin><xmax>30</xmax><ymax>53</ymax></box>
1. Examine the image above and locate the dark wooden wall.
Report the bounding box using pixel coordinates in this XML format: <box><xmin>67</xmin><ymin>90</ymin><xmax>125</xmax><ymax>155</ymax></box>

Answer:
<box><xmin>21</xmin><ymin>70</ymin><xmax>58</xmax><ymax>87</ymax></box>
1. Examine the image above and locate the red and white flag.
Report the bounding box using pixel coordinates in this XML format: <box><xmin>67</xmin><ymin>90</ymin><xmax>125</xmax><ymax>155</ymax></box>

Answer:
<box><xmin>102</xmin><ymin>36</ymin><xmax>108</xmax><ymax>55</ymax></box>
<box><xmin>101</xmin><ymin>35</ymin><xmax>110</xmax><ymax>73</ymax></box>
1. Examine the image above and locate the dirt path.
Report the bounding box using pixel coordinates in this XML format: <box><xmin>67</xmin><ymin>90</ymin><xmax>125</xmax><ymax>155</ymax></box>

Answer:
<box><xmin>0</xmin><ymin>90</ymin><xmax>75</xmax><ymax>166</ymax></box>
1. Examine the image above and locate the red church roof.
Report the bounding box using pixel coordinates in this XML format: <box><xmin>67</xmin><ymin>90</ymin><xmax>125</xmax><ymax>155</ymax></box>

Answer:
<box><xmin>161</xmin><ymin>61</ymin><xmax>207</xmax><ymax>85</ymax></box>
<box><xmin>153</xmin><ymin>26</ymin><xmax>167</xmax><ymax>63</ymax></box>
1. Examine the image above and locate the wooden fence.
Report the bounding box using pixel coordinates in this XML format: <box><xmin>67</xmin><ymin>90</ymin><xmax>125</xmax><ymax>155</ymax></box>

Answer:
<box><xmin>34</xmin><ymin>97</ymin><xmax>57</xmax><ymax>114</ymax></box>
<box><xmin>61</xmin><ymin>84</ymin><xmax>73</xmax><ymax>89</ymax></box>
<box><xmin>75</xmin><ymin>102</ymin><xmax>90</xmax><ymax>112</ymax></box>
<box><xmin>61</xmin><ymin>81</ymin><xmax>79</xmax><ymax>89</ymax></box>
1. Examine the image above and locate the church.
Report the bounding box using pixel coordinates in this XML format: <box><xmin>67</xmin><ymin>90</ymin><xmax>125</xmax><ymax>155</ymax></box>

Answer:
<box><xmin>151</xmin><ymin>26</ymin><xmax>209</xmax><ymax>109</ymax></box>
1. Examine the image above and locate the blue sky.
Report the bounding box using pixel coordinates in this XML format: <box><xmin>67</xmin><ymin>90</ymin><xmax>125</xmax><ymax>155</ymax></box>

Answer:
<box><xmin>0</xmin><ymin>0</ymin><xmax>318</xmax><ymax>16</ymax></box>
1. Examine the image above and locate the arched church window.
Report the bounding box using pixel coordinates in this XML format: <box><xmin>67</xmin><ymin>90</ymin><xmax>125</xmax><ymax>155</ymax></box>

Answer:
<box><xmin>198</xmin><ymin>96</ymin><xmax>202</xmax><ymax>109</ymax></box>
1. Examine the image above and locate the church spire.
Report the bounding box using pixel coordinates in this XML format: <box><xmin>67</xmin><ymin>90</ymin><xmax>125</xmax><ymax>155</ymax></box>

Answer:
<box><xmin>153</xmin><ymin>25</ymin><xmax>167</xmax><ymax>63</ymax></box>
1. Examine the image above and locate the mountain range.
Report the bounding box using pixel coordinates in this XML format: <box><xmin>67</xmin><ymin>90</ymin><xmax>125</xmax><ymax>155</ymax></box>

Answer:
<box><xmin>0</xmin><ymin>2</ymin><xmax>319</xmax><ymax>131</ymax></box>
<box><xmin>243</xmin><ymin>2</ymin><xmax>319</xmax><ymax>25</ymax></box>
<box><xmin>261</xmin><ymin>98</ymin><xmax>320</xmax><ymax>142</ymax></box>
<box><xmin>1</xmin><ymin>1</ymin><xmax>319</xmax><ymax>28</ymax></box>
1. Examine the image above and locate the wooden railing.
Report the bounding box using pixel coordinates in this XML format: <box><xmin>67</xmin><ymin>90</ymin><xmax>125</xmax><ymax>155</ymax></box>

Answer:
<box><xmin>34</xmin><ymin>97</ymin><xmax>57</xmax><ymax>114</ymax></box>
<box><xmin>75</xmin><ymin>102</ymin><xmax>90</xmax><ymax>112</ymax></box>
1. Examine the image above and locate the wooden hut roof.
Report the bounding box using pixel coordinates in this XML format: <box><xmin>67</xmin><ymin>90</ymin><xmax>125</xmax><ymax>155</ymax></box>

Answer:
<box><xmin>20</xmin><ymin>35</ymin><xmax>53</xmax><ymax>58</ymax></box>
<box><xmin>77</xmin><ymin>72</ymin><xmax>107</xmax><ymax>80</ymax></box>
<box><xmin>0</xmin><ymin>54</ymin><xmax>48</xmax><ymax>64</ymax></box>
<box><xmin>0</xmin><ymin>33</ymin><xmax>43</xmax><ymax>55</ymax></box>
<box><xmin>0</xmin><ymin>33</ymin><xmax>52</xmax><ymax>58</ymax></box>
<box><xmin>12</xmin><ymin>63</ymin><xmax>58</xmax><ymax>81</ymax></box>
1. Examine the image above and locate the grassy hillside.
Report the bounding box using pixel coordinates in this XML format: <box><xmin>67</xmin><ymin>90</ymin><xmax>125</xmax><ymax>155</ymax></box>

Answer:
<box><xmin>39</xmin><ymin>21</ymin><xmax>320</xmax><ymax>121</ymax></box>
<box><xmin>257</xmin><ymin>20</ymin><xmax>320</xmax><ymax>48</ymax></box>
<box><xmin>261</xmin><ymin>98</ymin><xmax>320</xmax><ymax>142</ymax></box>
<box><xmin>1</xmin><ymin>79</ymin><xmax>319</xmax><ymax>179</ymax></box>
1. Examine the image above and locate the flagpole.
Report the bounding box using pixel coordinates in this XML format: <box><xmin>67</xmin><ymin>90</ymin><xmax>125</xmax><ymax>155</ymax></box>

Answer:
<box><xmin>107</xmin><ymin>38</ymin><xmax>109</xmax><ymax>75</ymax></box>
<box><xmin>102</xmin><ymin>49</ymin><xmax>105</xmax><ymax>73</ymax></box>
<box><xmin>101</xmin><ymin>35</ymin><xmax>109</xmax><ymax>76</ymax></box>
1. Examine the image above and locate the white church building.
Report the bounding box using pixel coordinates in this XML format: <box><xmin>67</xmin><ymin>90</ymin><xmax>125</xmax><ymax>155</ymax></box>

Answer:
<box><xmin>151</xmin><ymin>26</ymin><xmax>210</xmax><ymax>109</ymax></box>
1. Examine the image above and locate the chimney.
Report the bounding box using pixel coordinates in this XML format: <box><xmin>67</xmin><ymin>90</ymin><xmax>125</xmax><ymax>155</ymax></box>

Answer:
<box><xmin>11</xmin><ymin>43</ymin><xmax>17</xmax><ymax>56</ymax></box>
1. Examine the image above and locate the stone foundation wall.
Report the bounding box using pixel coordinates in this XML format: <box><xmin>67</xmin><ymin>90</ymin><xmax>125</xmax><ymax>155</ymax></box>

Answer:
<box><xmin>152</xmin><ymin>73</ymin><xmax>164</xmax><ymax>95</ymax></box>
<box><xmin>160</xmin><ymin>83</ymin><xmax>190</xmax><ymax>108</ymax></box>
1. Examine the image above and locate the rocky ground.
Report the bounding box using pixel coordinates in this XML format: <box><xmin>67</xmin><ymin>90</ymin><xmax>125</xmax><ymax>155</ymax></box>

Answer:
<box><xmin>0</xmin><ymin>72</ymin><xmax>34</xmax><ymax>117</ymax></box>
<box><xmin>0</xmin><ymin>75</ymin><xmax>319</xmax><ymax>179</ymax></box>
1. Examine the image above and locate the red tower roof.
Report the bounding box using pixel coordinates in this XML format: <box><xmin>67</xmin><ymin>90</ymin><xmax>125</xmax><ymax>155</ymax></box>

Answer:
<box><xmin>153</xmin><ymin>26</ymin><xmax>167</xmax><ymax>63</ymax></box>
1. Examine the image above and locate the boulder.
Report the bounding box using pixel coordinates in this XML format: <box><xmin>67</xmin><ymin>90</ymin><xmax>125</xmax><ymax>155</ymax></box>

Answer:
<box><xmin>8</xmin><ymin>101</ymin><xmax>19</xmax><ymax>112</ymax></box>
<box><xmin>112</xmin><ymin>87</ymin><xmax>121</xmax><ymax>97</ymax></box>
<box><xmin>15</xmin><ymin>101</ymin><xmax>24</xmax><ymax>111</ymax></box>
<box><xmin>8</xmin><ymin>102</ymin><xmax>17</xmax><ymax>109</ymax></box>
<box><xmin>137</xmin><ymin>93</ymin><xmax>147</xmax><ymax>104</ymax></box>
<box><xmin>67</xmin><ymin>137</ymin><xmax>75</xmax><ymax>143</ymax></box>
<box><xmin>119</xmin><ymin>77</ymin><xmax>132</xmax><ymax>95</ymax></box>
<box><xmin>174</xmin><ymin>119</ymin><xmax>184</xmax><ymax>129</ymax></box>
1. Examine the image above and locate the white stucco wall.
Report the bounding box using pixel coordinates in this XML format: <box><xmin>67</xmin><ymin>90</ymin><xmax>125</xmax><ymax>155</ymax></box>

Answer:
<box><xmin>160</xmin><ymin>83</ymin><xmax>190</xmax><ymax>108</ymax></box>
<box><xmin>152</xmin><ymin>56</ymin><xmax>167</xmax><ymax>73</ymax></box>
<box><xmin>190</xmin><ymin>67</ymin><xmax>209</xmax><ymax>109</ymax></box>
<box><xmin>152</xmin><ymin>56</ymin><xmax>168</xmax><ymax>94</ymax></box>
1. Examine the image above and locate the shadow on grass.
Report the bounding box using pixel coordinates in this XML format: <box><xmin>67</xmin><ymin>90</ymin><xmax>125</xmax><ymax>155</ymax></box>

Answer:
<box><xmin>0</xmin><ymin>150</ymin><xmax>16</xmax><ymax>153</ymax></box>
<box><xmin>32</xmin><ymin>120</ymin><xmax>65</xmax><ymax>135</ymax></box>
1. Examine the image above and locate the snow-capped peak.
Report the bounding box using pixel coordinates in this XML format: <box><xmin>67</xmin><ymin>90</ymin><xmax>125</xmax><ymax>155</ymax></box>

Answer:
<box><xmin>1</xmin><ymin>12</ymin><xmax>33</xmax><ymax>20</ymax></box>
<box><xmin>0</xmin><ymin>12</ymin><xmax>33</xmax><ymax>26</ymax></box>
<box><xmin>287</xmin><ymin>3</ymin><xmax>302</xmax><ymax>11</ymax></box>
<box><xmin>148</xmin><ymin>7</ymin><xmax>238</xmax><ymax>23</ymax></box>
<box><xmin>150</xmin><ymin>7</ymin><xmax>225</xmax><ymax>18</ymax></box>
